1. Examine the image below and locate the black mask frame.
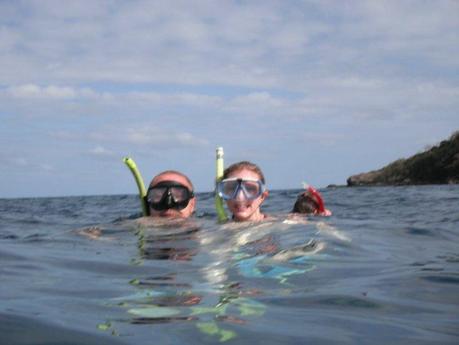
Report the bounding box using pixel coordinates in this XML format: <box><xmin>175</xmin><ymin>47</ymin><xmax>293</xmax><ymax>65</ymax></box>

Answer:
<box><xmin>146</xmin><ymin>181</ymin><xmax>194</xmax><ymax>211</ymax></box>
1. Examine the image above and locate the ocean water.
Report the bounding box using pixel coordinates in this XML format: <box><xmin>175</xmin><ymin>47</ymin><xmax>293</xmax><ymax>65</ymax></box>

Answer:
<box><xmin>1</xmin><ymin>185</ymin><xmax>458</xmax><ymax>344</ymax></box>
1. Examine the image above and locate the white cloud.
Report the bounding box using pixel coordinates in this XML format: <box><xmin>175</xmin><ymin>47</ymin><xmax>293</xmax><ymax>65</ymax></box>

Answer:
<box><xmin>127</xmin><ymin>91</ymin><xmax>223</xmax><ymax>108</ymax></box>
<box><xmin>49</xmin><ymin>131</ymin><xmax>80</xmax><ymax>140</ymax></box>
<box><xmin>3</xmin><ymin>76</ymin><xmax>456</xmax><ymax>126</ymax></box>
<box><xmin>39</xmin><ymin>163</ymin><xmax>54</xmax><ymax>172</ymax></box>
<box><xmin>227</xmin><ymin>92</ymin><xmax>285</xmax><ymax>114</ymax></box>
<box><xmin>7</xmin><ymin>84</ymin><xmax>42</xmax><ymax>98</ymax></box>
<box><xmin>2</xmin><ymin>156</ymin><xmax>54</xmax><ymax>173</ymax></box>
<box><xmin>6</xmin><ymin>84</ymin><xmax>86</xmax><ymax>100</ymax></box>
<box><xmin>89</xmin><ymin>145</ymin><xmax>114</xmax><ymax>157</ymax></box>
<box><xmin>44</xmin><ymin>85</ymin><xmax>76</xmax><ymax>99</ymax></box>
<box><xmin>2</xmin><ymin>84</ymin><xmax>117</xmax><ymax>108</ymax></box>
<box><xmin>126</xmin><ymin>126</ymin><xmax>208</xmax><ymax>148</ymax></box>
<box><xmin>88</xmin><ymin>124</ymin><xmax>209</xmax><ymax>150</ymax></box>
<box><xmin>2</xmin><ymin>83</ymin><xmax>222</xmax><ymax>110</ymax></box>
<box><xmin>13</xmin><ymin>157</ymin><xmax>29</xmax><ymax>167</ymax></box>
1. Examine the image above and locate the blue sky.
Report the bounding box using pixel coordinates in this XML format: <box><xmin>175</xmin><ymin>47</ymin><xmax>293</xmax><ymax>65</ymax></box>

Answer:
<box><xmin>1</xmin><ymin>0</ymin><xmax>458</xmax><ymax>198</ymax></box>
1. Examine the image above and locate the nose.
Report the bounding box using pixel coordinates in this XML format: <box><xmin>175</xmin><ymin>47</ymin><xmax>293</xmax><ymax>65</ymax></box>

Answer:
<box><xmin>234</xmin><ymin>187</ymin><xmax>245</xmax><ymax>201</ymax></box>
<box><xmin>165</xmin><ymin>191</ymin><xmax>174</xmax><ymax>206</ymax></box>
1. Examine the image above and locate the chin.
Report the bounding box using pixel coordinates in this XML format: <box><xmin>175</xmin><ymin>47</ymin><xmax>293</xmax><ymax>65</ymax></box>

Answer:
<box><xmin>160</xmin><ymin>210</ymin><xmax>181</xmax><ymax>218</ymax></box>
<box><xmin>233</xmin><ymin>212</ymin><xmax>252</xmax><ymax>221</ymax></box>
<box><xmin>230</xmin><ymin>208</ymin><xmax>249</xmax><ymax>220</ymax></box>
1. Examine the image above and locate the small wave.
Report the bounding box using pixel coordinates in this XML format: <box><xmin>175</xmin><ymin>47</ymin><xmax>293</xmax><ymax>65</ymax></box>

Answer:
<box><xmin>0</xmin><ymin>249</ymin><xmax>25</xmax><ymax>261</ymax></box>
<box><xmin>438</xmin><ymin>254</ymin><xmax>459</xmax><ymax>263</ymax></box>
<box><xmin>130</xmin><ymin>315</ymin><xmax>195</xmax><ymax>324</ymax></box>
<box><xmin>141</xmin><ymin>247</ymin><xmax>198</xmax><ymax>261</ymax></box>
<box><xmin>406</xmin><ymin>227</ymin><xmax>435</xmax><ymax>236</ymax></box>
<box><xmin>0</xmin><ymin>233</ymin><xmax>19</xmax><ymax>240</ymax></box>
<box><xmin>22</xmin><ymin>233</ymin><xmax>49</xmax><ymax>242</ymax></box>
<box><xmin>267</xmin><ymin>294</ymin><xmax>381</xmax><ymax>310</ymax></box>
<box><xmin>195</xmin><ymin>211</ymin><xmax>216</xmax><ymax>219</ymax></box>
<box><xmin>113</xmin><ymin>213</ymin><xmax>143</xmax><ymax>222</ymax></box>
<box><xmin>421</xmin><ymin>274</ymin><xmax>459</xmax><ymax>285</ymax></box>
<box><xmin>130</xmin><ymin>275</ymin><xmax>192</xmax><ymax>289</ymax></box>
<box><xmin>316</xmin><ymin>295</ymin><xmax>381</xmax><ymax>309</ymax></box>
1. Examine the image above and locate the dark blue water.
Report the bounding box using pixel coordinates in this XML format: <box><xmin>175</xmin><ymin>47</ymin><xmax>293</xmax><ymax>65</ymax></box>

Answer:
<box><xmin>1</xmin><ymin>186</ymin><xmax>458</xmax><ymax>344</ymax></box>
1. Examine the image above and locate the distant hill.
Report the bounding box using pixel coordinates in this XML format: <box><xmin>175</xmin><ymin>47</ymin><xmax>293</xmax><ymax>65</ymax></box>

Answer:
<box><xmin>347</xmin><ymin>131</ymin><xmax>459</xmax><ymax>186</ymax></box>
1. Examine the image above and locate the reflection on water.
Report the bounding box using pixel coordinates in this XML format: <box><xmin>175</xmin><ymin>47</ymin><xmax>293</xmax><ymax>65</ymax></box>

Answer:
<box><xmin>137</xmin><ymin>222</ymin><xmax>200</xmax><ymax>261</ymax></box>
<box><xmin>99</xmin><ymin>215</ymin><xmax>342</xmax><ymax>341</ymax></box>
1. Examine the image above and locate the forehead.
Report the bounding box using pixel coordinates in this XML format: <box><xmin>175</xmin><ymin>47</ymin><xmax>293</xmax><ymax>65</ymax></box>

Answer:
<box><xmin>226</xmin><ymin>168</ymin><xmax>261</xmax><ymax>181</ymax></box>
<box><xmin>151</xmin><ymin>173</ymin><xmax>192</xmax><ymax>189</ymax></box>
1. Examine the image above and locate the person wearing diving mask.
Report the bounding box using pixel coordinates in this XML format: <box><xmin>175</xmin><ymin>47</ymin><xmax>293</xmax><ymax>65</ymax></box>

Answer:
<box><xmin>147</xmin><ymin>170</ymin><xmax>196</xmax><ymax>218</ymax></box>
<box><xmin>217</xmin><ymin>161</ymin><xmax>269</xmax><ymax>222</ymax></box>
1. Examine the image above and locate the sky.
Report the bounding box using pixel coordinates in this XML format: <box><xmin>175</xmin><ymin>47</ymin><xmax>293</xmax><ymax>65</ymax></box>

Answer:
<box><xmin>1</xmin><ymin>0</ymin><xmax>458</xmax><ymax>198</ymax></box>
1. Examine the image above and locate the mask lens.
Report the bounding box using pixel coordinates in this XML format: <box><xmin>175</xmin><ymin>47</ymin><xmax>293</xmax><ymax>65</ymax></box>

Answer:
<box><xmin>222</xmin><ymin>180</ymin><xmax>238</xmax><ymax>199</ymax></box>
<box><xmin>169</xmin><ymin>186</ymin><xmax>190</xmax><ymax>203</ymax></box>
<box><xmin>147</xmin><ymin>187</ymin><xmax>167</xmax><ymax>203</ymax></box>
<box><xmin>242</xmin><ymin>180</ymin><xmax>261</xmax><ymax>199</ymax></box>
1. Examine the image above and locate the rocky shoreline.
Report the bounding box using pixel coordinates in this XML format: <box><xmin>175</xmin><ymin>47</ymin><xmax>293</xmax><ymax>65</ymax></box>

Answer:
<box><xmin>347</xmin><ymin>131</ymin><xmax>459</xmax><ymax>186</ymax></box>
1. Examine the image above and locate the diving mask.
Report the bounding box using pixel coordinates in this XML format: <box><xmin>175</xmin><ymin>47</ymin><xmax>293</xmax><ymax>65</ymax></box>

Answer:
<box><xmin>217</xmin><ymin>178</ymin><xmax>265</xmax><ymax>200</ymax></box>
<box><xmin>147</xmin><ymin>181</ymin><xmax>194</xmax><ymax>211</ymax></box>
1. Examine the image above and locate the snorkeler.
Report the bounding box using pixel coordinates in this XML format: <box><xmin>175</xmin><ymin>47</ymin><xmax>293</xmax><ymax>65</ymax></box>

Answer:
<box><xmin>146</xmin><ymin>170</ymin><xmax>196</xmax><ymax>218</ymax></box>
<box><xmin>291</xmin><ymin>184</ymin><xmax>332</xmax><ymax>216</ymax></box>
<box><xmin>217</xmin><ymin>161</ymin><xmax>269</xmax><ymax>222</ymax></box>
<box><xmin>78</xmin><ymin>170</ymin><xmax>196</xmax><ymax>241</ymax></box>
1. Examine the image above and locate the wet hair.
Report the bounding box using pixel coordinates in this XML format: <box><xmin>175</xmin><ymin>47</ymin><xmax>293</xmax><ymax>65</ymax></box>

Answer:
<box><xmin>292</xmin><ymin>193</ymin><xmax>319</xmax><ymax>214</ymax></box>
<box><xmin>151</xmin><ymin>170</ymin><xmax>194</xmax><ymax>191</ymax></box>
<box><xmin>223</xmin><ymin>161</ymin><xmax>265</xmax><ymax>184</ymax></box>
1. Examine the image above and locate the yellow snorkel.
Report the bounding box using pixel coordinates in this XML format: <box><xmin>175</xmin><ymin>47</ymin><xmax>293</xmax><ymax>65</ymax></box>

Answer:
<box><xmin>123</xmin><ymin>157</ymin><xmax>149</xmax><ymax>216</ymax></box>
<box><xmin>215</xmin><ymin>147</ymin><xmax>228</xmax><ymax>222</ymax></box>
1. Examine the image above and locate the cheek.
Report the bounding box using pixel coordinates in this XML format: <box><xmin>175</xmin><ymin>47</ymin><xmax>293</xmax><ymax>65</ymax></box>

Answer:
<box><xmin>181</xmin><ymin>200</ymin><xmax>195</xmax><ymax>216</ymax></box>
<box><xmin>226</xmin><ymin>200</ymin><xmax>236</xmax><ymax>210</ymax></box>
<box><xmin>150</xmin><ymin>209</ymin><xmax>160</xmax><ymax>216</ymax></box>
<box><xmin>226</xmin><ymin>200</ymin><xmax>239</xmax><ymax>212</ymax></box>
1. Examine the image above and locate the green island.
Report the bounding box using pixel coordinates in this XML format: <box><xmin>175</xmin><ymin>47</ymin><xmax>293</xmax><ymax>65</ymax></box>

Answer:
<box><xmin>347</xmin><ymin>131</ymin><xmax>459</xmax><ymax>186</ymax></box>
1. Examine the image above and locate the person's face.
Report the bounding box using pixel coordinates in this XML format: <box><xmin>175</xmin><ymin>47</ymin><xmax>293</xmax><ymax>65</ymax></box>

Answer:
<box><xmin>225</xmin><ymin>168</ymin><xmax>268</xmax><ymax>222</ymax></box>
<box><xmin>148</xmin><ymin>173</ymin><xmax>195</xmax><ymax>218</ymax></box>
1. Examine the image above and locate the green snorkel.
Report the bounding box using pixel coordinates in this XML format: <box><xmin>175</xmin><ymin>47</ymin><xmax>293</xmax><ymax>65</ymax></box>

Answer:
<box><xmin>215</xmin><ymin>147</ymin><xmax>228</xmax><ymax>222</ymax></box>
<box><xmin>123</xmin><ymin>157</ymin><xmax>149</xmax><ymax>216</ymax></box>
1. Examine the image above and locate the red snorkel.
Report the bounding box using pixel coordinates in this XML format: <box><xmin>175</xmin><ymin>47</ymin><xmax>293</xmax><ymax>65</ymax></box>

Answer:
<box><xmin>307</xmin><ymin>186</ymin><xmax>325</xmax><ymax>214</ymax></box>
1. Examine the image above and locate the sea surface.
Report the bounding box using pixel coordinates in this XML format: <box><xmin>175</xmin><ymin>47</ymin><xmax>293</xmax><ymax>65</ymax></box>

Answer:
<box><xmin>1</xmin><ymin>185</ymin><xmax>458</xmax><ymax>344</ymax></box>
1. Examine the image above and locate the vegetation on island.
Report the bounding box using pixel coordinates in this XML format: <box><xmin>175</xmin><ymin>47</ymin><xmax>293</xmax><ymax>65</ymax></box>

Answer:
<box><xmin>347</xmin><ymin>131</ymin><xmax>459</xmax><ymax>186</ymax></box>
